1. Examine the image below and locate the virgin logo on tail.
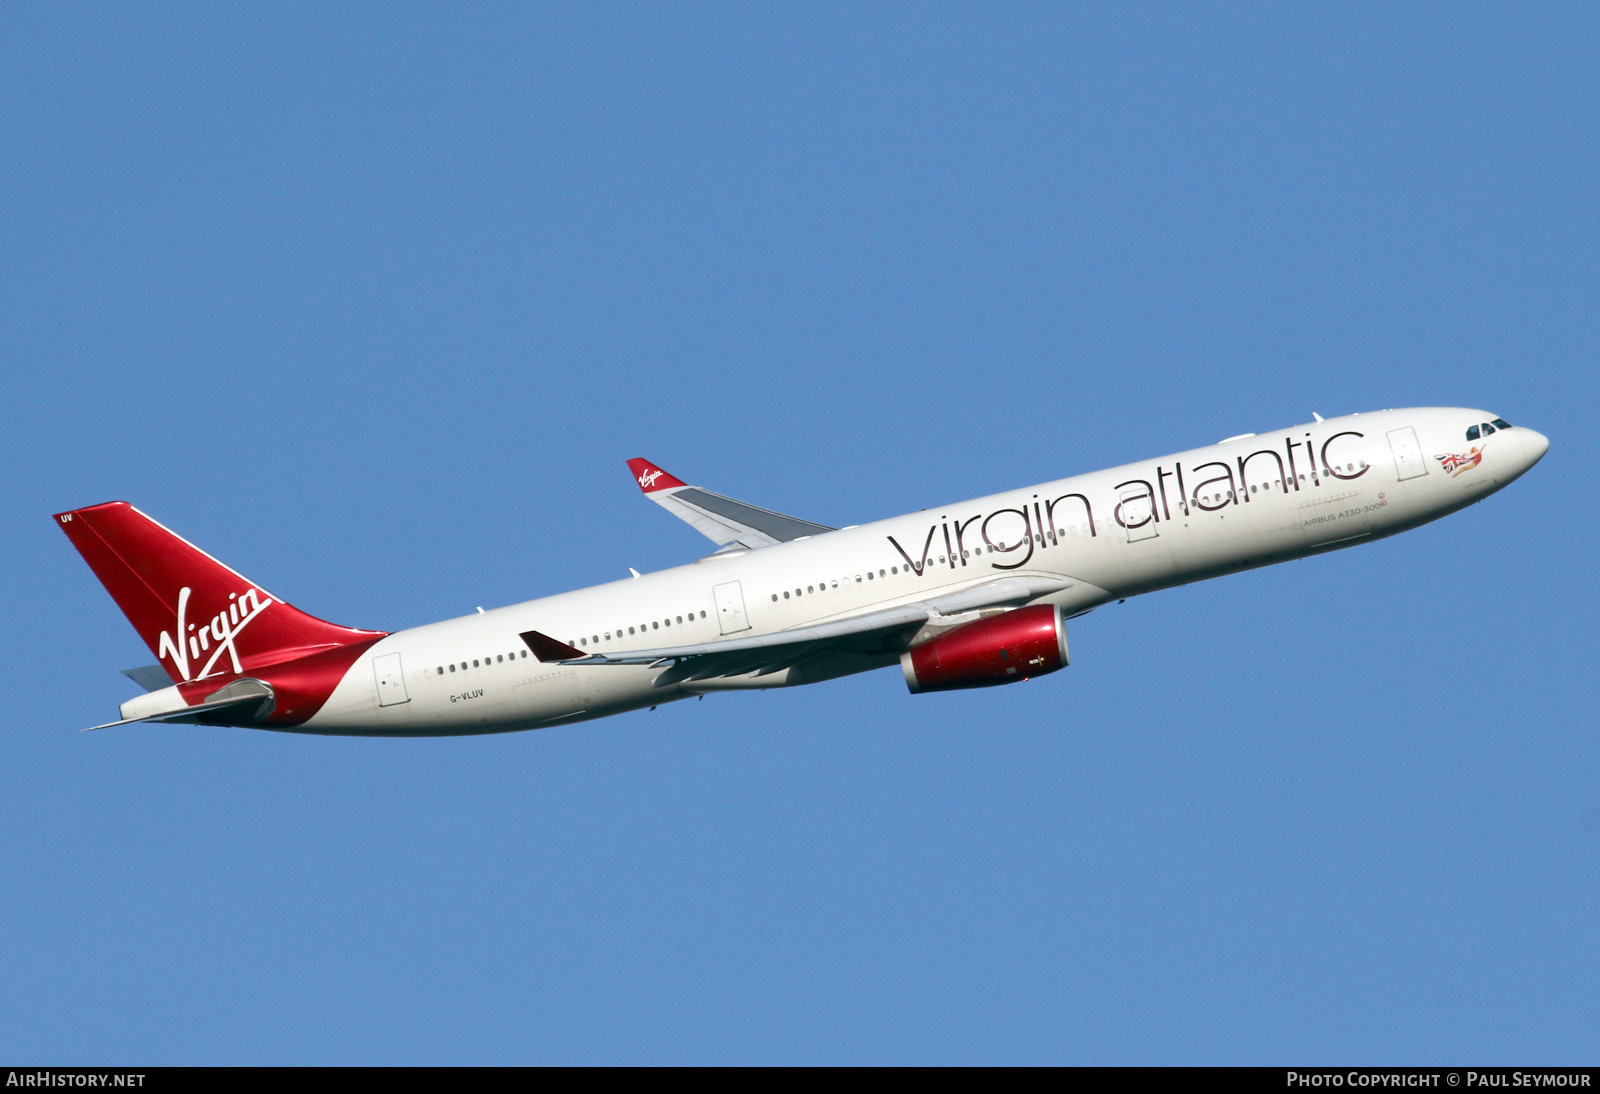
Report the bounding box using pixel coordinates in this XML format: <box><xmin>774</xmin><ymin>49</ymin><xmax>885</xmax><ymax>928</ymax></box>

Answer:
<box><xmin>155</xmin><ymin>586</ymin><xmax>275</xmax><ymax>682</ymax></box>
<box><xmin>638</xmin><ymin>468</ymin><xmax>665</xmax><ymax>490</ymax></box>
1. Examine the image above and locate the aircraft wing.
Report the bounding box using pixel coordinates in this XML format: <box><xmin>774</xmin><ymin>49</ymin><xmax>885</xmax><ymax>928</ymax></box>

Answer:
<box><xmin>522</xmin><ymin>575</ymin><xmax>1108</xmax><ymax>687</ymax></box>
<box><xmin>626</xmin><ymin>458</ymin><xmax>834</xmax><ymax>550</ymax></box>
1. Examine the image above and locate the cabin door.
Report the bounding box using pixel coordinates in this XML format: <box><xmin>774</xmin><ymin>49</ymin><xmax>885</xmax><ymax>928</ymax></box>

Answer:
<box><xmin>373</xmin><ymin>652</ymin><xmax>410</xmax><ymax>707</ymax></box>
<box><xmin>1117</xmin><ymin>485</ymin><xmax>1159</xmax><ymax>542</ymax></box>
<box><xmin>713</xmin><ymin>580</ymin><xmax>751</xmax><ymax>635</ymax></box>
<box><xmin>1387</xmin><ymin>427</ymin><xmax>1429</xmax><ymax>482</ymax></box>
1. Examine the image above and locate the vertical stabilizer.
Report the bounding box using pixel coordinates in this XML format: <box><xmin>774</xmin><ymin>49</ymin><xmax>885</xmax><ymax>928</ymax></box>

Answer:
<box><xmin>55</xmin><ymin>502</ymin><xmax>385</xmax><ymax>685</ymax></box>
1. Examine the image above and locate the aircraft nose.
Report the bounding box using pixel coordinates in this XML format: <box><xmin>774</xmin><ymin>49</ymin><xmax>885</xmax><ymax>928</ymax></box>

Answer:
<box><xmin>1520</xmin><ymin>428</ymin><xmax>1550</xmax><ymax>467</ymax></box>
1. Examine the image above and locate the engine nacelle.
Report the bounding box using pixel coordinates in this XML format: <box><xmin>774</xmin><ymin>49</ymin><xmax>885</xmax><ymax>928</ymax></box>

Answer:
<box><xmin>900</xmin><ymin>604</ymin><xmax>1069</xmax><ymax>694</ymax></box>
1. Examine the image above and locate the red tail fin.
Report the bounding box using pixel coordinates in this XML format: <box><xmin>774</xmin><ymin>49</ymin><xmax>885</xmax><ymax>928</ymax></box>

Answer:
<box><xmin>56</xmin><ymin>502</ymin><xmax>384</xmax><ymax>685</ymax></box>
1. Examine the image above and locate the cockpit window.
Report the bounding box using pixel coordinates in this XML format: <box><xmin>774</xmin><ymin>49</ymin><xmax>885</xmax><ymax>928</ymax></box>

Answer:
<box><xmin>1491</xmin><ymin>418</ymin><xmax>1512</xmax><ymax>430</ymax></box>
<box><xmin>1482</xmin><ymin>422</ymin><xmax>1496</xmax><ymax>436</ymax></box>
<box><xmin>1466</xmin><ymin>425</ymin><xmax>1480</xmax><ymax>441</ymax></box>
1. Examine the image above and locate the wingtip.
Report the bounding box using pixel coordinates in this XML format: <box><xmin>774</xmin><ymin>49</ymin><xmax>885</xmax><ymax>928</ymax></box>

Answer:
<box><xmin>625</xmin><ymin>458</ymin><xmax>686</xmax><ymax>494</ymax></box>
<box><xmin>520</xmin><ymin>630</ymin><xmax>587</xmax><ymax>663</ymax></box>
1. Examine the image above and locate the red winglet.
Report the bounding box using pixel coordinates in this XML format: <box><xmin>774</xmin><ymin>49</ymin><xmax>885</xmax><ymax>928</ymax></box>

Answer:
<box><xmin>626</xmin><ymin>458</ymin><xmax>686</xmax><ymax>494</ymax></box>
<box><xmin>520</xmin><ymin>630</ymin><xmax>586</xmax><ymax>663</ymax></box>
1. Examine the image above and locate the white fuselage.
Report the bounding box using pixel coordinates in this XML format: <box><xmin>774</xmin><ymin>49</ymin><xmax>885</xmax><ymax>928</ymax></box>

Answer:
<box><xmin>303</xmin><ymin>408</ymin><xmax>1545</xmax><ymax>736</ymax></box>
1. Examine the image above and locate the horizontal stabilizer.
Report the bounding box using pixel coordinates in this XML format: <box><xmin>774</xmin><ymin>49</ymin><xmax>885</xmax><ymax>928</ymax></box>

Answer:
<box><xmin>625</xmin><ymin>458</ymin><xmax>834</xmax><ymax>550</ymax></box>
<box><xmin>81</xmin><ymin>691</ymin><xmax>272</xmax><ymax>733</ymax></box>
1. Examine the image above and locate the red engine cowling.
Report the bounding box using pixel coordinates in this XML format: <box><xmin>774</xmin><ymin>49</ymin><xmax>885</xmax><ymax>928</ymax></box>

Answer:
<box><xmin>901</xmin><ymin>604</ymin><xmax>1069</xmax><ymax>694</ymax></box>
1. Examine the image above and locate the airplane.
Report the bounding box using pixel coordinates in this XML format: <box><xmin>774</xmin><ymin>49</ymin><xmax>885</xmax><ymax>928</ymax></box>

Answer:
<box><xmin>56</xmin><ymin>407</ymin><xmax>1547</xmax><ymax>736</ymax></box>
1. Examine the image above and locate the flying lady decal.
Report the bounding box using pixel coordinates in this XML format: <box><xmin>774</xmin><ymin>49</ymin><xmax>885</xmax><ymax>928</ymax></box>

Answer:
<box><xmin>1436</xmin><ymin>447</ymin><xmax>1483</xmax><ymax>477</ymax></box>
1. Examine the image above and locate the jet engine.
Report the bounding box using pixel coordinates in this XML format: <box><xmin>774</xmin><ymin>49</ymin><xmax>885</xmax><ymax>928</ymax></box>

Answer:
<box><xmin>900</xmin><ymin>603</ymin><xmax>1069</xmax><ymax>694</ymax></box>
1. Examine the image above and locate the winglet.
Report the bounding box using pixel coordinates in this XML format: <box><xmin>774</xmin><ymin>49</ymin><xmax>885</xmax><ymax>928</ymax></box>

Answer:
<box><xmin>520</xmin><ymin>630</ymin><xmax>586</xmax><ymax>663</ymax></box>
<box><xmin>626</xmin><ymin>458</ymin><xmax>686</xmax><ymax>494</ymax></box>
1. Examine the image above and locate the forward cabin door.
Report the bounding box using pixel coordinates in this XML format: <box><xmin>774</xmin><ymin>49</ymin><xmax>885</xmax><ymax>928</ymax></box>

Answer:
<box><xmin>1117</xmin><ymin>485</ymin><xmax>1159</xmax><ymax>543</ymax></box>
<box><xmin>713</xmin><ymin>580</ymin><xmax>751</xmax><ymax>635</ymax></box>
<box><xmin>1387</xmin><ymin>427</ymin><xmax>1429</xmax><ymax>482</ymax></box>
<box><xmin>373</xmin><ymin>652</ymin><xmax>410</xmax><ymax>706</ymax></box>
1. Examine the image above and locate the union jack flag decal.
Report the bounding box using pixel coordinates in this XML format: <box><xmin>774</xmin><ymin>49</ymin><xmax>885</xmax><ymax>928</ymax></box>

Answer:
<box><xmin>1436</xmin><ymin>447</ymin><xmax>1483</xmax><ymax>477</ymax></box>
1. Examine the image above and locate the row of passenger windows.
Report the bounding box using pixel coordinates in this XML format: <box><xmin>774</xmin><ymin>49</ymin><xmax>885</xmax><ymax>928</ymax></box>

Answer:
<box><xmin>432</xmin><ymin>607</ymin><xmax>712</xmax><ymax>669</ymax></box>
<box><xmin>771</xmin><ymin>569</ymin><xmax>898</xmax><ymax>601</ymax></box>
<box><xmin>438</xmin><ymin>650</ymin><xmax>528</xmax><ymax>674</ymax></box>
<box><xmin>1197</xmin><ymin>462</ymin><xmax>1371</xmax><ymax>505</ymax></box>
<box><xmin>1466</xmin><ymin>419</ymin><xmax>1512</xmax><ymax>441</ymax></box>
<box><xmin>569</xmin><ymin>609</ymin><xmax>708</xmax><ymax>648</ymax></box>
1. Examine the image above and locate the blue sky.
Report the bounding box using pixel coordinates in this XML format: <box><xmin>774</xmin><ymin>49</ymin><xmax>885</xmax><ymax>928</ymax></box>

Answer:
<box><xmin>2</xmin><ymin>4</ymin><xmax>1595</xmax><ymax>1064</ymax></box>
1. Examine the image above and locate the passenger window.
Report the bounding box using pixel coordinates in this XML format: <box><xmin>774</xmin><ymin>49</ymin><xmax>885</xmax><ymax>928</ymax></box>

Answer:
<box><xmin>436</xmin><ymin>667</ymin><xmax>444</xmax><ymax>675</ymax></box>
<box><xmin>449</xmin><ymin>664</ymin><xmax>456</xmax><ymax>672</ymax></box>
<box><xmin>1466</xmin><ymin>425</ymin><xmax>1480</xmax><ymax>441</ymax></box>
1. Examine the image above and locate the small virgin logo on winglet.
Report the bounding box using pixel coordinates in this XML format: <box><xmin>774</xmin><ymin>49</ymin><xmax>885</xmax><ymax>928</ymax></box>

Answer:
<box><xmin>638</xmin><ymin>467</ymin><xmax>664</xmax><ymax>490</ymax></box>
